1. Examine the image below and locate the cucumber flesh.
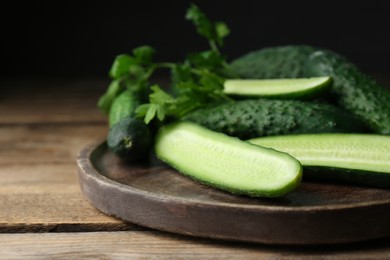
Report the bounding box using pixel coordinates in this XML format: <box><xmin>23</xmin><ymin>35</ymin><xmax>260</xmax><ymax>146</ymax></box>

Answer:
<box><xmin>155</xmin><ymin>122</ymin><xmax>302</xmax><ymax>197</ymax></box>
<box><xmin>249</xmin><ymin>134</ymin><xmax>390</xmax><ymax>174</ymax></box>
<box><xmin>223</xmin><ymin>77</ymin><xmax>332</xmax><ymax>99</ymax></box>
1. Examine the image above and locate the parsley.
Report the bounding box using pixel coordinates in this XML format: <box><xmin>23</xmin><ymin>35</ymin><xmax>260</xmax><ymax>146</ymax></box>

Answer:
<box><xmin>185</xmin><ymin>3</ymin><xmax>230</xmax><ymax>52</ymax></box>
<box><xmin>98</xmin><ymin>46</ymin><xmax>156</xmax><ymax>114</ymax></box>
<box><xmin>98</xmin><ymin>3</ymin><xmax>238</xmax><ymax>123</ymax></box>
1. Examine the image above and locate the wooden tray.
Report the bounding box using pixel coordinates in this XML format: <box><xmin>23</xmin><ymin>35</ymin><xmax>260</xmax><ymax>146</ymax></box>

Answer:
<box><xmin>77</xmin><ymin>141</ymin><xmax>390</xmax><ymax>245</ymax></box>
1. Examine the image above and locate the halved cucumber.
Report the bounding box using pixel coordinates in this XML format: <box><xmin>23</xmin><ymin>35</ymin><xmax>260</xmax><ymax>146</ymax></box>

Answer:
<box><xmin>249</xmin><ymin>134</ymin><xmax>390</xmax><ymax>187</ymax></box>
<box><xmin>155</xmin><ymin>122</ymin><xmax>302</xmax><ymax>197</ymax></box>
<box><xmin>223</xmin><ymin>77</ymin><xmax>332</xmax><ymax>99</ymax></box>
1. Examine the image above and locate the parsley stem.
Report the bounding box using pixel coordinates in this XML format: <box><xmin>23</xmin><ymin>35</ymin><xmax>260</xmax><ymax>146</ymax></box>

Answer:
<box><xmin>155</xmin><ymin>62</ymin><xmax>176</xmax><ymax>69</ymax></box>
<box><xmin>222</xmin><ymin>61</ymin><xmax>241</xmax><ymax>79</ymax></box>
<box><xmin>209</xmin><ymin>40</ymin><xmax>220</xmax><ymax>55</ymax></box>
<box><xmin>144</xmin><ymin>66</ymin><xmax>156</xmax><ymax>79</ymax></box>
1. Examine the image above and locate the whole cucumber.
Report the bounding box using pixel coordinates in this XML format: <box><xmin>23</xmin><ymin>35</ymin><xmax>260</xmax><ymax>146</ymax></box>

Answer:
<box><xmin>183</xmin><ymin>99</ymin><xmax>367</xmax><ymax>140</ymax></box>
<box><xmin>109</xmin><ymin>90</ymin><xmax>141</xmax><ymax>127</ymax></box>
<box><xmin>232</xmin><ymin>45</ymin><xmax>390</xmax><ymax>134</ymax></box>
<box><xmin>107</xmin><ymin>117</ymin><xmax>152</xmax><ymax>162</ymax></box>
<box><xmin>230</xmin><ymin>45</ymin><xmax>316</xmax><ymax>79</ymax></box>
<box><xmin>305</xmin><ymin>50</ymin><xmax>390</xmax><ymax>134</ymax></box>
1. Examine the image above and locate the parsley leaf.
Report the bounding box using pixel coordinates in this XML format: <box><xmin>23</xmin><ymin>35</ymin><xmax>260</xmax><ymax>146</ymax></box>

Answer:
<box><xmin>186</xmin><ymin>4</ymin><xmax>230</xmax><ymax>50</ymax></box>
<box><xmin>109</xmin><ymin>54</ymin><xmax>137</xmax><ymax>79</ymax></box>
<box><xmin>186</xmin><ymin>50</ymin><xmax>225</xmax><ymax>70</ymax></box>
<box><xmin>215</xmin><ymin>21</ymin><xmax>230</xmax><ymax>43</ymax></box>
<box><xmin>136</xmin><ymin>85</ymin><xmax>174</xmax><ymax>124</ymax></box>
<box><xmin>185</xmin><ymin>4</ymin><xmax>215</xmax><ymax>43</ymax></box>
<box><xmin>132</xmin><ymin>45</ymin><xmax>156</xmax><ymax>65</ymax></box>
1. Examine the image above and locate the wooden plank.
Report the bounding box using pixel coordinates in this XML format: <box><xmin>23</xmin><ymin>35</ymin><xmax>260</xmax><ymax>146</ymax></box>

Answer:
<box><xmin>0</xmin><ymin>125</ymin><xmax>107</xmax><ymax>164</ymax></box>
<box><xmin>0</xmin><ymin>123</ymin><xmax>135</xmax><ymax>232</ymax></box>
<box><xmin>0</xmin><ymin>163</ymin><xmax>136</xmax><ymax>232</ymax></box>
<box><xmin>1</xmin><ymin>231</ymin><xmax>390</xmax><ymax>259</ymax></box>
<box><xmin>0</xmin><ymin>78</ymin><xmax>108</xmax><ymax>124</ymax></box>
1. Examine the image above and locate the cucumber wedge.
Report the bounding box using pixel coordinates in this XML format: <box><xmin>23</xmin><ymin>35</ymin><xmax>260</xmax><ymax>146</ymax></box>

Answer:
<box><xmin>249</xmin><ymin>134</ymin><xmax>390</xmax><ymax>188</ymax></box>
<box><xmin>223</xmin><ymin>77</ymin><xmax>332</xmax><ymax>99</ymax></box>
<box><xmin>155</xmin><ymin>122</ymin><xmax>302</xmax><ymax>197</ymax></box>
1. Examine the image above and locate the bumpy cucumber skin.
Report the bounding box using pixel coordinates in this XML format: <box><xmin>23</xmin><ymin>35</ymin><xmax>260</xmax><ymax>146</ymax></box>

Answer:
<box><xmin>230</xmin><ymin>45</ymin><xmax>316</xmax><ymax>79</ymax></box>
<box><xmin>183</xmin><ymin>99</ymin><xmax>367</xmax><ymax>140</ymax></box>
<box><xmin>109</xmin><ymin>90</ymin><xmax>141</xmax><ymax>127</ymax></box>
<box><xmin>155</xmin><ymin>122</ymin><xmax>302</xmax><ymax>198</ymax></box>
<box><xmin>305</xmin><ymin>50</ymin><xmax>390</xmax><ymax>134</ymax></box>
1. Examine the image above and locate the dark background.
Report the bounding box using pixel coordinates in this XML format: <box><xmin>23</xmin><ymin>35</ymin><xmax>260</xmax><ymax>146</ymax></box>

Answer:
<box><xmin>2</xmin><ymin>1</ymin><xmax>389</xmax><ymax>79</ymax></box>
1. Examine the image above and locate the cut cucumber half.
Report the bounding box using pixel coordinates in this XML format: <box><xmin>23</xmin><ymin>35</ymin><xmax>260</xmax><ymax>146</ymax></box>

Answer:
<box><xmin>223</xmin><ymin>77</ymin><xmax>332</xmax><ymax>99</ymax></box>
<box><xmin>249</xmin><ymin>134</ymin><xmax>390</xmax><ymax>187</ymax></box>
<box><xmin>155</xmin><ymin>122</ymin><xmax>302</xmax><ymax>197</ymax></box>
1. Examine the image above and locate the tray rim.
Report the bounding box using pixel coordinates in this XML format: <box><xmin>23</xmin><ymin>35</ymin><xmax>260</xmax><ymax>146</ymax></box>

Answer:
<box><xmin>76</xmin><ymin>140</ymin><xmax>390</xmax><ymax>245</ymax></box>
<box><xmin>77</xmin><ymin>140</ymin><xmax>390</xmax><ymax>211</ymax></box>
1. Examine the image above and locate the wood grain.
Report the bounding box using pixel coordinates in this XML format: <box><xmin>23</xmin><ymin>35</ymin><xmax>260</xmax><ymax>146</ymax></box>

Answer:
<box><xmin>0</xmin><ymin>161</ymin><xmax>137</xmax><ymax>232</ymax></box>
<box><xmin>1</xmin><ymin>231</ymin><xmax>390</xmax><ymax>259</ymax></box>
<box><xmin>0</xmin><ymin>125</ymin><xmax>107</xmax><ymax>164</ymax></box>
<box><xmin>0</xmin><ymin>79</ymin><xmax>137</xmax><ymax>232</ymax></box>
<box><xmin>0</xmin><ymin>78</ymin><xmax>107</xmax><ymax>124</ymax></box>
<box><xmin>0</xmin><ymin>118</ymin><xmax>135</xmax><ymax>231</ymax></box>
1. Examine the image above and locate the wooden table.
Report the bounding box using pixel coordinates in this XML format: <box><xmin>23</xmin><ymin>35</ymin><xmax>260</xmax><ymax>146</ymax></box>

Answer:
<box><xmin>2</xmin><ymin>78</ymin><xmax>390</xmax><ymax>259</ymax></box>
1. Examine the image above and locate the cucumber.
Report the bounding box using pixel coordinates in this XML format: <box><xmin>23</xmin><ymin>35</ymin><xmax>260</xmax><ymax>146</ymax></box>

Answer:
<box><xmin>109</xmin><ymin>90</ymin><xmax>141</xmax><ymax>127</ymax></box>
<box><xmin>305</xmin><ymin>50</ymin><xmax>390</xmax><ymax>134</ymax></box>
<box><xmin>97</xmin><ymin>80</ymin><xmax>123</xmax><ymax>114</ymax></box>
<box><xmin>248</xmin><ymin>134</ymin><xmax>390</xmax><ymax>188</ymax></box>
<box><xmin>223</xmin><ymin>77</ymin><xmax>332</xmax><ymax>99</ymax></box>
<box><xmin>231</xmin><ymin>45</ymin><xmax>390</xmax><ymax>134</ymax></box>
<box><xmin>183</xmin><ymin>99</ymin><xmax>367</xmax><ymax>140</ymax></box>
<box><xmin>230</xmin><ymin>45</ymin><xmax>316</xmax><ymax>79</ymax></box>
<box><xmin>107</xmin><ymin>117</ymin><xmax>152</xmax><ymax>162</ymax></box>
<box><xmin>155</xmin><ymin>122</ymin><xmax>302</xmax><ymax>197</ymax></box>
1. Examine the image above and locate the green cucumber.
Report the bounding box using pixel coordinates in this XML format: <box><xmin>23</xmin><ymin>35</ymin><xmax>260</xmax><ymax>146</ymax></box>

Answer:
<box><xmin>249</xmin><ymin>134</ymin><xmax>390</xmax><ymax>188</ymax></box>
<box><xmin>232</xmin><ymin>45</ymin><xmax>390</xmax><ymax>134</ymax></box>
<box><xmin>109</xmin><ymin>90</ymin><xmax>141</xmax><ymax>127</ymax></box>
<box><xmin>223</xmin><ymin>77</ymin><xmax>332</xmax><ymax>99</ymax></box>
<box><xmin>155</xmin><ymin>122</ymin><xmax>302</xmax><ymax>197</ymax></box>
<box><xmin>107</xmin><ymin>117</ymin><xmax>152</xmax><ymax>162</ymax></box>
<box><xmin>183</xmin><ymin>99</ymin><xmax>367</xmax><ymax>140</ymax></box>
<box><xmin>230</xmin><ymin>45</ymin><xmax>316</xmax><ymax>79</ymax></box>
<box><xmin>305</xmin><ymin>50</ymin><xmax>390</xmax><ymax>134</ymax></box>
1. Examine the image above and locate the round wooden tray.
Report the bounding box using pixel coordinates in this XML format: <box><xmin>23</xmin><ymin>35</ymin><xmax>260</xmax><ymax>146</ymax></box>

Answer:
<box><xmin>77</xmin><ymin>141</ymin><xmax>390</xmax><ymax>245</ymax></box>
